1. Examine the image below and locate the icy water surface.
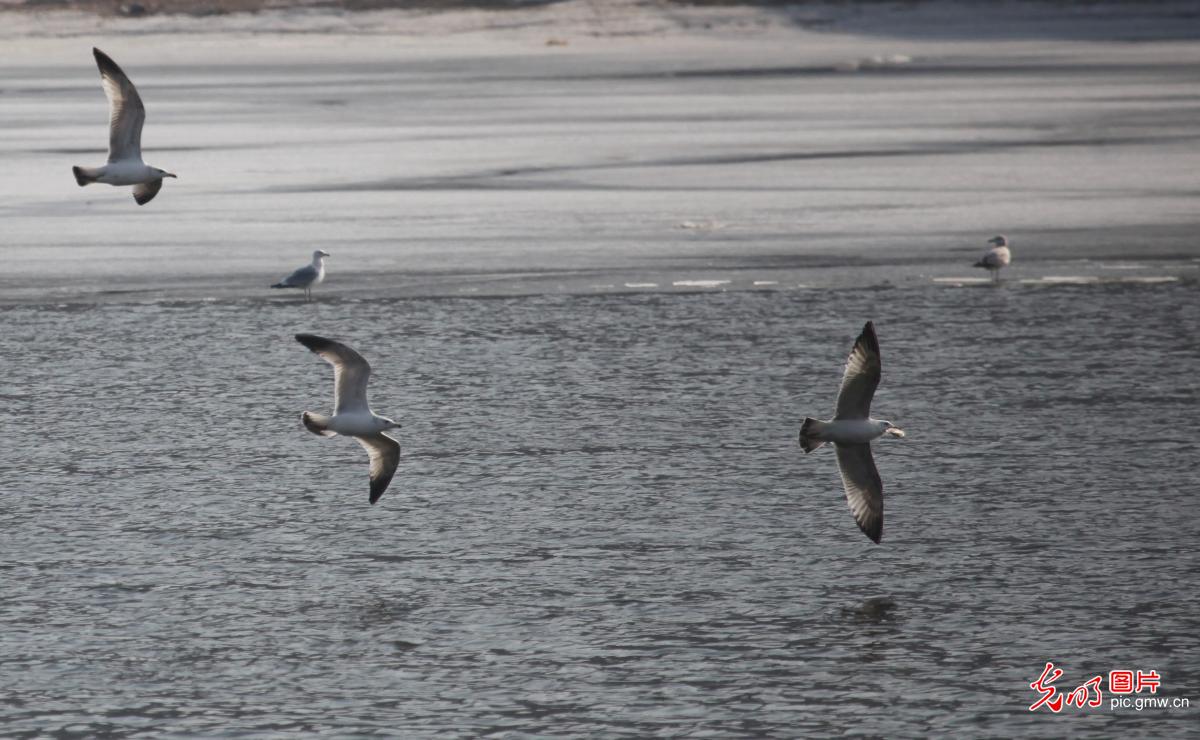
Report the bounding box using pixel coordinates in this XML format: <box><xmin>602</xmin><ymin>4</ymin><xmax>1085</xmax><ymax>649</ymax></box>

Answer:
<box><xmin>3</xmin><ymin>14</ymin><xmax>1200</xmax><ymax>735</ymax></box>
<box><xmin>3</xmin><ymin>30</ymin><xmax>1200</xmax><ymax>302</ymax></box>
<box><xmin>1</xmin><ymin>280</ymin><xmax>1197</xmax><ymax>736</ymax></box>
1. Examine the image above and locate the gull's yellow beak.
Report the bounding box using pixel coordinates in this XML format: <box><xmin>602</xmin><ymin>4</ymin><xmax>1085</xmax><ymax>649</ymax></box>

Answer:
<box><xmin>885</xmin><ymin>427</ymin><xmax>906</xmax><ymax>438</ymax></box>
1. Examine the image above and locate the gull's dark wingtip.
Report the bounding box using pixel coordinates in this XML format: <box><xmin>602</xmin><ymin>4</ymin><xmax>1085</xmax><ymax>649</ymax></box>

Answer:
<box><xmin>858</xmin><ymin>321</ymin><xmax>880</xmax><ymax>355</ymax></box>
<box><xmin>855</xmin><ymin>513</ymin><xmax>883</xmax><ymax>544</ymax></box>
<box><xmin>368</xmin><ymin>473</ymin><xmax>394</xmax><ymax>505</ymax></box>
<box><xmin>91</xmin><ymin>48</ymin><xmax>133</xmax><ymax>86</ymax></box>
<box><xmin>92</xmin><ymin>47</ymin><xmax>118</xmax><ymax>72</ymax></box>
<box><xmin>295</xmin><ymin>333</ymin><xmax>333</xmax><ymax>352</ymax></box>
<box><xmin>365</xmin><ymin>435</ymin><xmax>401</xmax><ymax>506</ymax></box>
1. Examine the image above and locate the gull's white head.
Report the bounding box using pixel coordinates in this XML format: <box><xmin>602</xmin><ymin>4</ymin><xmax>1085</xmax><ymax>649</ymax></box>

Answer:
<box><xmin>312</xmin><ymin>250</ymin><xmax>331</xmax><ymax>261</ymax></box>
<box><xmin>377</xmin><ymin>417</ymin><xmax>401</xmax><ymax>431</ymax></box>
<box><xmin>988</xmin><ymin>235</ymin><xmax>1008</xmax><ymax>247</ymax></box>
<box><xmin>153</xmin><ymin>167</ymin><xmax>177</xmax><ymax>179</ymax></box>
<box><xmin>879</xmin><ymin>420</ymin><xmax>906</xmax><ymax>438</ymax></box>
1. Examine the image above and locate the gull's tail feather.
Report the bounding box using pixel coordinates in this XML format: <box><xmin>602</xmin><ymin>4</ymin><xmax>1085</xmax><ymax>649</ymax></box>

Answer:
<box><xmin>271</xmin><ymin>281</ymin><xmax>292</xmax><ymax>289</ymax></box>
<box><xmin>72</xmin><ymin>166</ymin><xmax>100</xmax><ymax>186</ymax></box>
<box><xmin>799</xmin><ymin>417</ymin><xmax>827</xmax><ymax>453</ymax></box>
<box><xmin>302</xmin><ymin>411</ymin><xmax>336</xmax><ymax>437</ymax></box>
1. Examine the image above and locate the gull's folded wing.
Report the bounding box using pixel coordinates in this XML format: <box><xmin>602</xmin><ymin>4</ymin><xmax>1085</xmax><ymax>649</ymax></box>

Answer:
<box><xmin>278</xmin><ymin>264</ymin><xmax>318</xmax><ymax>287</ymax></box>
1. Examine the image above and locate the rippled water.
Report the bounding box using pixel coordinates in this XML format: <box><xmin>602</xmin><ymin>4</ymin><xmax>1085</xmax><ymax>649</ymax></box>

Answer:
<box><xmin>3</xmin><ymin>12</ymin><xmax>1200</xmax><ymax>734</ymax></box>
<box><xmin>2</xmin><ymin>279</ymin><xmax>1197</xmax><ymax>736</ymax></box>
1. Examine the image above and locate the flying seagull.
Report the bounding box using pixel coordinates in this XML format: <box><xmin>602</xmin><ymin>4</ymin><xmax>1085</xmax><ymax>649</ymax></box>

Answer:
<box><xmin>974</xmin><ymin>235</ymin><xmax>1011</xmax><ymax>282</ymax></box>
<box><xmin>272</xmin><ymin>250</ymin><xmax>330</xmax><ymax>301</ymax></box>
<box><xmin>798</xmin><ymin>322</ymin><xmax>905</xmax><ymax>544</ymax></box>
<box><xmin>72</xmin><ymin>48</ymin><xmax>176</xmax><ymax>205</ymax></box>
<box><xmin>295</xmin><ymin>334</ymin><xmax>401</xmax><ymax>504</ymax></box>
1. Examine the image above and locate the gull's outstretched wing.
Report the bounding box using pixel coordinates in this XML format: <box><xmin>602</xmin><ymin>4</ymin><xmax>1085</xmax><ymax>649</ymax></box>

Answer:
<box><xmin>93</xmin><ymin>48</ymin><xmax>145</xmax><ymax>163</ymax></box>
<box><xmin>354</xmin><ymin>434</ymin><xmax>400</xmax><ymax>505</ymax></box>
<box><xmin>276</xmin><ymin>264</ymin><xmax>318</xmax><ymax>288</ymax></box>
<box><xmin>834</xmin><ymin>321</ymin><xmax>881</xmax><ymax>420</ymax></box>
<box><xmin>132</xmin><ymin>178</ymin><xmax>162</xmax><ymax>205</ymax></box>
<box><xmin>295</xmin><ymin>334</ymin><xmax>371</xmax><ymax>414</ymax></box>
<box><xmin>835</xmin><ymin>443</ymin><xmax>883</xmax><ymax>544</ymax></box>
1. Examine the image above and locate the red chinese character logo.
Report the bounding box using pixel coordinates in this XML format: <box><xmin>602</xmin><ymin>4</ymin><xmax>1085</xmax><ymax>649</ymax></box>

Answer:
<box><xmin>1109</xmin><ymin>670</ymin><xmax>1134</xmax><ymax>695</ymax></box>
<box><xmin>1065</xmin><ymin>675</ymin><xmax>1103</xmax><ymax>708</ymax></box>
<box><xmin>1030</xmin><ymin>662</ymin><xmax>1064</xmax><ymax>712</ymax></box>
<box><xmin>1136</xmin><ymin>670</ymin><xmax>1161</xmax><ymax>694</ymax></box>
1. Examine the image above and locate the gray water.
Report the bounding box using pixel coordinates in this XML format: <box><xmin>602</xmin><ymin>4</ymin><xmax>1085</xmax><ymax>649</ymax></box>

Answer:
<box><xmin>2</xmin><ymin>280</ymin><xmax>1198</xmax><ymax>737</ymax></box>
<box><xmin>4</xmin><ymin>11</ymin><xmax>1200</xmax><ymax>736</ymax></box>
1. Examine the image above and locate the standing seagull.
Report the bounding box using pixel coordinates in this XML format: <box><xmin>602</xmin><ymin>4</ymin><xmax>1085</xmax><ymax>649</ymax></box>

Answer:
<box><xmin>72</xmin><ymin>48</ymin><xmax>176</xmax><ymax>205</ymax></box>
<box><xmin>295</xmin><ymin>334</ymin><xmax>401</xmax><ymax>504</ymax></box>
<box><xmin>272</xmin><ymin>250</ymin><xmax>330</xmax><ymax>301</ymax></box>
<box><xmin>798</xmin><ymin>322</ymin><xmax>905</xmax><ymax>544</ymax></box>
<box><xmin>974</xmin><ymin>235</ymin><xmax>1011</xmax><ymax>282</ymax></box>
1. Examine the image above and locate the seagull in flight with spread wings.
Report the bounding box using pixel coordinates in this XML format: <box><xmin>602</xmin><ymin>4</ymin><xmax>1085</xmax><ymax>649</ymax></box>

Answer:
<box><xmin>295</xmin><ymin>334</ymin><xmax>401</xmax><ymax>504</ymax></box>
<box><xmin>798</xmin><ymin>322</ymin><xmax>905</xmax><ymax>544</ymax></box>
<box><xmin>72</xmin><ymin>48</ymin><xmax>176</xmax><ymax>205</ymax></box>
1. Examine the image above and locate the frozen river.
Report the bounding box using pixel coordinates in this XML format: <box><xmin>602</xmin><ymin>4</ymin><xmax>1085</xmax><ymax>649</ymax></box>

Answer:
<box><xmin>1</xmin><ymin>3</ymin><xmax>1198</xmax><ymax>736</ymax></box>
<box><xmin>1</xmin><ymin>5</ymin><xmax>1198</xmax><ymax>300</ymax></box>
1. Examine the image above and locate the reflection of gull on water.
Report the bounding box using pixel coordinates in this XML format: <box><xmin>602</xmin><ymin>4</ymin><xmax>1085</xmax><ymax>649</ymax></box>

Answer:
<box><xmin>798</xmin><ymin>322</ymin><xmax>905</xmax><ymax>544</ymax></box>
<box><xmin>272</xmin><ymin>250</ymin><xmax>329</xmax><ymax>301</ymax></box>
<box><xmin>295</xmin><ymin>334</ymin><xmax>401</xmax><ymax>505</ymax></box>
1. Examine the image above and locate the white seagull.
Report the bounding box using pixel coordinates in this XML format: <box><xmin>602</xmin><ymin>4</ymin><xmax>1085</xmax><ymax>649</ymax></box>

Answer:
<box><xmin>974</xmin><ymin>235</ymin><xmax>1011</xmax><ymax>282</ymax></box>
<box><xmin>798</xmin><ymin>322</ymin><xmax>905</xmax><ymax>544</ymax></box>
<box><xmin>272</xmin><ymin>250</ymin><xmax>330</xmax><ymax>301</ymax></box>
<box><xmin>295</xmin><ymin>334</ymin><xmax>401</xmax><ymax>504</ymax></box>
<box><xmin>72</xmin><ymin>48</ymin><xmax>176</xmax><ymax>205</ymax></box>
